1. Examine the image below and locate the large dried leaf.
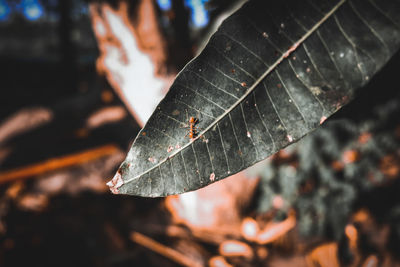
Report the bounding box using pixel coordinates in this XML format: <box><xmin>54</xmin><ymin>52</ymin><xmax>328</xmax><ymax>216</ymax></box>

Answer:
<box><xmin>110</xmin><ymin>0</ymin><xmax>400</xmax><ymax>197</ymax></box>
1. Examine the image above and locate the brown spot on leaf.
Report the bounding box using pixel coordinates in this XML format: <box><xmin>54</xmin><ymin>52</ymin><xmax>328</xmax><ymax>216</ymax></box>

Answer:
<box><xmin>172</xmin><ymin>109</ymin><xmax>180</xmax><ymax>116</ymax></box>
<box><xmin>210</xmin><ymin>172</ymin><xmax>215</xmax><ymax>182</ymax></box>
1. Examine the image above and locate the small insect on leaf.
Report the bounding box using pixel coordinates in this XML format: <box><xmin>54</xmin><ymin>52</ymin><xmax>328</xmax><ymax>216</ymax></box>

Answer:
<box><xmin>185</xmin><ymin>116</ymin><xmax>200</xmax><ymax>140</ymax></box>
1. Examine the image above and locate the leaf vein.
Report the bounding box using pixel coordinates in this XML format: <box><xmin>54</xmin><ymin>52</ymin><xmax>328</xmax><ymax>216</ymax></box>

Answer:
<box><xmin>228</xmin><ymin>113</ymin><xmax>244</xmax><ymax>168</ymax></box>
<box><xmin>275</xmin><ymin>70</ymin><xmax>309</xmax><ymax>124</ymax></box>
<box><xmin>348</xmin><ymin>1</ymin><xmax>390</xmax><ymax>59</ymax></box>
<box><xmin>184</xmin><ymin>69</ymin><xmax>239</xmax><ymax>100</ymax></box>
<box><xmin>217</xmin><ymin>124</ymin><xmax>231</xmax><ymax>174</ymax></box>
<box><xmin>208</xmin><ymin>44</ymin><xmax>257</xmax><ymax>81</ymax></box>
<box><xmin>240</xmin><ymin>103</ymin><xmax>259</xmax><ymax>158</ymax></box>
<box><xmin>175</xmin><ymin>82</ymin><xmax>227</xmax><ymax>111</ymax></box>
<box><xmin>287</xmin><ymin>59</ymin><xmax>327</xmax><ymax>113</ymax></box>
<box><xmin>262</xmin><ymin>81</ymin><xmax>289</xmax><ymax>134</ymax></box>
<box><xmin>367</xmin><ymin>0</ymin><xmax>400</xmax><ymax>29</ymax></box>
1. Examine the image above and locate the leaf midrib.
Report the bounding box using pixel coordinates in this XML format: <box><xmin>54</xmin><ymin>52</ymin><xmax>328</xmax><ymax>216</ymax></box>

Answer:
<box><xmin>124</xmin><ymin>0</ymin><xmax>347</xmax><ymax>185</ymax></box>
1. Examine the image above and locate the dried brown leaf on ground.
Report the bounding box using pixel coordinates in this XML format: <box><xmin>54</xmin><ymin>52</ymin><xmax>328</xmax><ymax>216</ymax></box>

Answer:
<box><xmin>89</xmin><ymin>0</ymin><xmax>173</xmax><ymax>125</ymax></box>
<box><xmin>165</xmin><ymin>171</ymin><xmax>259</xmax><ymax>232</ymax></box>
<box><xmin>0</xmin><ymin>107</ymin><xmax>53</xmax><ymax>145</ymax></box>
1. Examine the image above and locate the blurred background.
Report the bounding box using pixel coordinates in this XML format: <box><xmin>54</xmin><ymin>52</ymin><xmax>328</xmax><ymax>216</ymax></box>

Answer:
<box><xmin>0</xmin><ymin>0</ymin><xmax>400</xmax><ymax>266</ymax></box>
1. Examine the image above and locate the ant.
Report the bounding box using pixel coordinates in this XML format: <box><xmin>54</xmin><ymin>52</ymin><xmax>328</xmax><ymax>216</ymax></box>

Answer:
<box><xmin>182</xmin><ymin>111</ymin><xmax>200</xmax><ymax>140</ymax></box>
<box><xmin>186</xmin><ymin>116</ymin><xmax>199</xmax><ymax>140</ymax></box>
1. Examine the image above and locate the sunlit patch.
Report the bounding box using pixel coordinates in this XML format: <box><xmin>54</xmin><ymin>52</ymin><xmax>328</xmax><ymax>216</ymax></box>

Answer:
<box><xmin>0</xmin><ymin>0</ymin><xmax>11</xmax><ymax>21</ymax></box>
<box><xmin>209</xmin><ymin>256</ymin><xmax>232</xmax><ymax>267</ymax></box>
<box><xmin>5</xmin><ymin>181</ymin><xmax>24</xmax><ymax>199</ymax></box>
<box><xmin>184</xmin><ymin>0</ymin><xmax>210</xmax><ymax>28</ymax></box>
<box><xmin>165</xmin><ymin>172</ymin><xmax>258</xmax><ymax>228</ymax></box>
<box><xmin>272</xmin><ymin>195</ymin><xmax>285</xmax><ymax>209</ymax></box>
<box><xmin>0</xmin><ymin>107</ymin><xmax>53</xmax><ymax>145</ymax></box>
<box><xmin>156</xmin><ymin>0</ymin><xmax>171</xmax><ymax>11</ymax></box>
<box><xmin>240</xmin><ymin>217</ymin><xmax>259</xmax><ymax>241</ymax></box>
<box><xmin>345</xmin><ymin>224</ymin><xmax>357</xmax><ymax>249</ymax></box>
<box><xmin>90</xmin><ymin>2</ymin><xmax>166</xmax><ymax>125</ymax></box>
<box><xmin>342</xmin><ymin>150</ymin><xmax>360</xmax><ymax>164</ymax></box>
<box><xmin>352</xmin><ymin>209</ymin><xmax>370</xmax><ymax>223</ymax></box>
<box><xmin>256</xmin><ymin>213</ymin><xmax>296</xmax><ymax>244</ymax></box>
<box><xmin>219</xmin><ymin>240</ymin><xmax>253</xmax><ymax>258</ymax></box>
<box><xmin>306</xmin><ymin>243</ymin><xmax>340</xmax><ymax>267</ymax></box>
<box><xmin>20</xmin><ymin>0</ymin><xmax>44</xmax><ymax>21</ymax></box>
<box><xmin>86</xmin><ymin>106</ymin><xmax>127</xmax><ymax>129</ymax></box>
<box><xmin>17</xmin><ymin>193</ymin><xmax>48</xmax><ymax>212</ymax></box>
<box><xmin>362</xmin><ymin>255</ymin><xmax>378</xmax><ymax>267</ymax></box>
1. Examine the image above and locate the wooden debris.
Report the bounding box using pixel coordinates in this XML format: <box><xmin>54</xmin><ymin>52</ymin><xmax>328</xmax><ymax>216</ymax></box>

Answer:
<box><xmin>209</xmin><ymin>256</ymin><xmax>233</xmax><ymax>267</ymax></box>
<box><xmin>362</xmin><ymin>255</ymin><xmax>379</xmax><ymax>267</ymax></box>
<box><xmin>130</xmin><ymin>231</ymin><xmax>203</xmax><ymax>267</ymax></box>
<box><xmin>256</xmin><ymin>213</ymin><xmax>296</xmax><ymax>245</ymax></box>
<box><xmin>240</xmin><ymin>217</ymin><xmax>259</xmax><ymax>241</ymax></box>
<box><xmin>306</xmin><ymin>243</ymin><xmax>340</xmax><ymax>267</ymax></box>
<box><xmin>0</xmin><ymin>144</ymin><xmax>119</xmax><ymax>184</ymax></box>
<box><xmin>219</xmin><ymin>240</ymin><xmax>253</xmax><ymax>258</ymax></box>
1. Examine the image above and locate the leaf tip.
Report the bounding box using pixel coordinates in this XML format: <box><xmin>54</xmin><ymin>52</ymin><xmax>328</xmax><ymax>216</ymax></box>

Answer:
<box><xmin>106</xmin><ymin>170</ymin><xmax>124</xmax><ymax>194</ymax></box>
